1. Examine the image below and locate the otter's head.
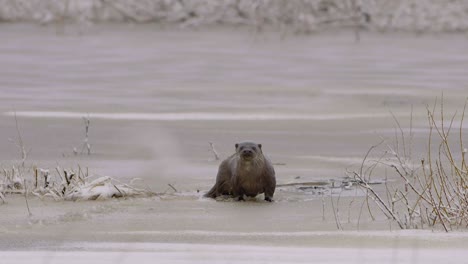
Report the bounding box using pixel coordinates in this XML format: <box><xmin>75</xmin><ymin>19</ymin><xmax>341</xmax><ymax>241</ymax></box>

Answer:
<box><xmin>235</xmin><ymin>142</ymin><xmax>262</xmax><ymax>161</ymax></box>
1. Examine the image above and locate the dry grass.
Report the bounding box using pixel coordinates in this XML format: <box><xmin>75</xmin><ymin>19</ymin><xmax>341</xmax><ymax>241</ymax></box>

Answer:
<box><xmin>0</xmin><ymin>165</ymin><xmax>155</xmax><ymax>202</ymax></box>
<box><xmin>0</xmin><ymin>112</ymin><xmax>154</xmax><ymax>203</ymax></box>
<box><xmin>352</xmin><ymin>98</ymin><xmax>468</xmax><ymax>231</ymax></box>
<box><xmin>1</xmin><ymin>0</ymin><xmax>468</xmax><ymax>33</ymax></box>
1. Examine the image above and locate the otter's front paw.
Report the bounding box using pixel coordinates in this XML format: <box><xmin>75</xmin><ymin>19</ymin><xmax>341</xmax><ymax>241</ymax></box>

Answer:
<box><xmin>265</xmin><ymin>197</ymin><xmax>273</xmax><ymax>202</ymax></box>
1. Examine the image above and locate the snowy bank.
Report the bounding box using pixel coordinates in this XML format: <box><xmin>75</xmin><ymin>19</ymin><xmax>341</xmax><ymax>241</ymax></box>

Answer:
<box><xmin>1</xmin><ymin>0</ymin><xmax>468</xmax><ymax>33</ymax></box>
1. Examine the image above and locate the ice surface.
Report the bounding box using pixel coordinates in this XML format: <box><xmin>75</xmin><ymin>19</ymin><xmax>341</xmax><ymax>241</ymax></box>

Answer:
<box><xmin>1</xmin><ymin>25</ymin><xmax>468</xmax><ymax>262</ymax></box>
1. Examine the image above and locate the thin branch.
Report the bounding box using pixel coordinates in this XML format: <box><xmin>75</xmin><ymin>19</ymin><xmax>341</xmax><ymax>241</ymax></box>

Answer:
<box><xmin>208</xmin><ymin>142</ymin><xmax>220</xmax><ymax>161</ymax></box>
<box><xmin>168</xmin><ymin>183</ymin><xmax>177</xmax><ymax>192</ymax></box>
<box><xmin>23</xmin><ymin>179</ymin><xmax>32</xmax><ymax>216</ymax></box>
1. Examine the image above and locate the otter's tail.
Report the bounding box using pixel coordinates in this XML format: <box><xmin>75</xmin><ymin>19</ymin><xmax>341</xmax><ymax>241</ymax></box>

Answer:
<box><xmin>204</xmin><ymin>185</ymin><xmax>217</xmax><ymax>198</ymax></box>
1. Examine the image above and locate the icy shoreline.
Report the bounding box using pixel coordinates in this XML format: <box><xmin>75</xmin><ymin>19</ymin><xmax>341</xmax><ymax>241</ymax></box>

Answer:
<box><xmin>1</xmin><ymin>0</ymin><xmax>468</xmax><ymax>33</ymax></box>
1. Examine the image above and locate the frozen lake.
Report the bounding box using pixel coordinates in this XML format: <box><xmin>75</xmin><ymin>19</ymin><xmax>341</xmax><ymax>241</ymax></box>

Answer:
<box><xmin>1</xmin><ymin>24</ymin><xmax>468</xmax><ymax>263</ymax></box>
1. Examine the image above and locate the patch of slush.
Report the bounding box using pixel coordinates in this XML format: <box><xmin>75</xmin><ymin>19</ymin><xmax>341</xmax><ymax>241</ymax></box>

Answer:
<box><xmin>297</xmin><ymin>155</ymin><xmax>422</xmax><ymax>169</ymax></box>
<box><xmin>5</xmin><ymin>111</ymin><xmax>395</xmax><ymax>121</ymax></box>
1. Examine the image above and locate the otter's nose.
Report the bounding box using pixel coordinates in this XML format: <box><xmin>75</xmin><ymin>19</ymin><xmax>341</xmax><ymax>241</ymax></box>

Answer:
<box><xmin>242</xmin><ymin>149</ymin><xmax>253</xmax><ymax>155</ymax></box>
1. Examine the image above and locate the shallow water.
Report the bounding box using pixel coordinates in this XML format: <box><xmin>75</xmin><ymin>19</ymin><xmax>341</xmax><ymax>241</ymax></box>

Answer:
<box><xmin>1</xmin><ymin>24</ymin><xmax>468</xmax><ymax>262</ymax></box>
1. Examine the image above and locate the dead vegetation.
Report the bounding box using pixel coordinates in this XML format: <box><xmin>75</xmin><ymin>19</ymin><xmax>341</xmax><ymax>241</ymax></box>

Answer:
<box><xmin>1</xmin><ymin>0</ymin><xmax>468</xmax><ymax>33</ymax></box>
<box><xmin>0</xmin><ymin>165</ymin><xmax>155</xmax><ymax>203</ymax></box>
<box><xmin>8</xmin><ymin>111</ymin><xmax>31</xmax><ymax>167</ymax></box>
<box><xmin>76</xmin><ymin>116</ymin><xmax>92</xmax><ymax>156</ymax></box>
<box><xmin>351</xmin><ymin>98</ymin><xmax>468</xmax><ymax>231</ymax></box>
<box><xmin>208</xmin><ymin>142</ymin><xmax>220</xmax><ymax>161</ymax></box>
<box><xmin>0</xmin><ymin>113</ymin><xmax>154</xmax><ymax>204</ymax></box>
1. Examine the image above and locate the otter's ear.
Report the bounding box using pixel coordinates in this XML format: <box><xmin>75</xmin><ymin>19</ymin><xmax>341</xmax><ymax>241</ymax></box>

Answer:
<box><xmin>258</xmin><ymin>144</ymin><xmax>262</xmax><ymax>149</ymax></box>
<box><xmin>235</xmin><ymin>143</ymin><xmax>239</xmax><ymax>150</ymax></box>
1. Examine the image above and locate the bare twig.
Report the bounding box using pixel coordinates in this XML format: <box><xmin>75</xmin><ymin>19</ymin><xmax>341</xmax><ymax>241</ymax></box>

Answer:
<box><xmin>10</xmin><ymin>111</ymin><xmax>30</xmax><ymax>167</ymax></box>
<box><xmin>23</xmin><ymin>179</ymin><xmax>32</xmax><ymax>216</ymax></box>
<box><xmin>353</xmin><ymin>171</ymin><xmax>404</xmax><ymax>229</ymax></box>
<box><xmin>0</xmin><ymin>187</ymin><xmax>5</xmax><ymax>203</ymax></box>
<box><xmin>80</xmin><ymin>116</ymin><xmax>91</xmax><ymax>155</ymax></box>
<box><xmin>353</xmin><ymin>98</ymin><xmax>467</xmax><ymax>231</ymax></box>
<box><xmin>208</xmin><ymin>142</ymin><xmax>220</xmax><ymax>161</ymax></box>
<box><xmin>168</xmin><ymin>183</ymin><xmax>177</xmax><ymax>192</ymax></box>
<box><xmin>330</xmin><ymin>192</ymin><xmax>342</xmax><ymax>230</ymax></box>
<box><xmin>321</xmin><ymin>193</ymin><xmax>326</xmax><ymax>221</ymax></box>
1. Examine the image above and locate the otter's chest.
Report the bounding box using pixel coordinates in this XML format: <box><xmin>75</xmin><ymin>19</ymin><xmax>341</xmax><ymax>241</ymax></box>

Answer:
<box><xmin>240</xmin><ymin>161</ymin><xmax>254</xmax><ymax>172</ymax></box>
<box><xmin>236</xmin><ymin>161</ymin><xmax>262</xmax><ymax>177</ymax></box>
<box><xmin>235</xmin><ymin>163</ymin><xmax>264</xmax><ymax>194</ymax></box>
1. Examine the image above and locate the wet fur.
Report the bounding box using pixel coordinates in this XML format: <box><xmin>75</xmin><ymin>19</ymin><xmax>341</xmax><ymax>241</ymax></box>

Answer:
<box><xmin>205</xmin><ymin>142</ymin><xmax>276</xmax><ymax>201</ymax></box>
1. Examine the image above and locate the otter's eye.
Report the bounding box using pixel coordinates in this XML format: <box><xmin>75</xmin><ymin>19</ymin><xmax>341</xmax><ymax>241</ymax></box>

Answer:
<box><xmin>252</xmin><ymin>147</ymin><xmax>257</xmax><ymax>151</ymax></box>
<box><xmin>239</xmin><ymin>146</ymin><xmax>244</xmax><ymax>151</ymax></box>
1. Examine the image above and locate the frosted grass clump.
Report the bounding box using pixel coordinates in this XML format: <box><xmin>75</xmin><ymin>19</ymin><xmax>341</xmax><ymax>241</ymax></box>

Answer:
<box><xmin>352</xmin><ymin>99</ymin><xmax>468</xmax><ymax>231</ymax></box>
<box><xmin>0</xmin><ymin>166</ymin><xmax>155</xmax><ymax>202</ymax></box>
<box><xmin>64</xmin><ymin>176</ymin><xmax>152</xmax><ymax>201</ymax></box>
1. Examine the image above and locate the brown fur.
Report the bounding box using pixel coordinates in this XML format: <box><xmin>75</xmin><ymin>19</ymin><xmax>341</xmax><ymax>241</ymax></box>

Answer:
<box><xmin>205</xmin><ymin>142</ymin><xmax>276</xmax><ymax>201</ymax></box>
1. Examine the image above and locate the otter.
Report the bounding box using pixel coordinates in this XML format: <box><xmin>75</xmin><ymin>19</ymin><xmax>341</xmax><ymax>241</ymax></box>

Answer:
<box><xmin>205</xmin><ymin>142</ymin><xmax>276</xmax><ymax>202</ymax></box>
